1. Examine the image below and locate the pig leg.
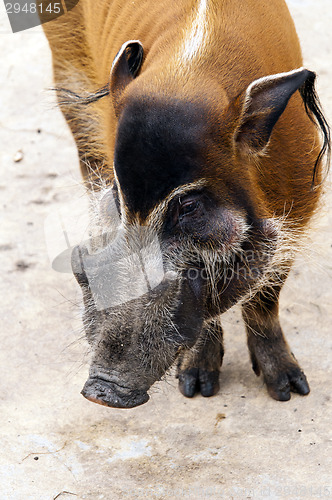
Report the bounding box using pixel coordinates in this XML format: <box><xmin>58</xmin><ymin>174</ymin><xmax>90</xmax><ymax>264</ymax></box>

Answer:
<box><xmin>43</xmin><ymin>8</ymin><xmax>109</xmax><ymax>187</ymax></box>
<box><xmin>176</xmin><ymin>317</ymin><xmax>224</xmax><ymax>398</ymax></box>
<box><xmin>242</xmin><ymin>281</ymin><xmax>310</xmax><ymax>401</ymax></box>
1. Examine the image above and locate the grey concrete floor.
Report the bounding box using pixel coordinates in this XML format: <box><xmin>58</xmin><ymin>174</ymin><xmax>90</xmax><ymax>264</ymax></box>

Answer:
<box><xmin>0</xmin><ymin>1</ymin><xmax>331</xmax><ymax>499</ymax></box>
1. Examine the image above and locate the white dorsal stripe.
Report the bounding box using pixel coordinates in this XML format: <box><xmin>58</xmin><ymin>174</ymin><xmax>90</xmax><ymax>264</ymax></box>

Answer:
<box><xmin>182</xmin><ymin>0</ymin><xmax>208</xmax><ymax>61</ymax></box>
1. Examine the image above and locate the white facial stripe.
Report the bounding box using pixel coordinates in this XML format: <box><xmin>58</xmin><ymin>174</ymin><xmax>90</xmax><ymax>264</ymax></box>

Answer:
<box><xmin>181</xmin><ymin>0</ymin><xmax>208</xmax><ymax>62</ymax></box>
<box><xmin>113</xmin><ymin>172</ymin><xmax>207</xmax><ymax>228</ymax></box>
<box><xmin>113</xmin><ymin>167</ymin><xmax>130</xmax><ymax>225</ymax></box>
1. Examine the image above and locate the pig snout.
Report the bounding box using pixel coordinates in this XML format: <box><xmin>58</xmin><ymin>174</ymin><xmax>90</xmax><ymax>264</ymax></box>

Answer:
<box><xmin>81</xmin><ymin>374</ymin><xmax>150</xmax><ymax>408</ymax></box>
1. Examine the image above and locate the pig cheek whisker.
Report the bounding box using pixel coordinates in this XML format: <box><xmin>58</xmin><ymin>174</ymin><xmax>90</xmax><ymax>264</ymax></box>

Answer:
<box><xmin>153</xmin><ymin>370</ymin><xmax>178</xmax><ymax>397</ymax></box>
<box><xmin>167</xmin><ymin>214</ymin><xmax>306</xmax><ymax>310</ymax></box>
<box><xmin>64</xmin><ymin>346</ymin><xmax>93</xmax><ymax>381</ymax></box>
<box><xmin>81</xmin><ymin>158</ymin><xmax>106</xmax><ymax>188</ymax></box>
<box><xmin>233</xmin><ymin>216</ymin><xmax>310</xmax><ymax>306</ymax></box>
<box><xmin>147</xmin><ymin>372</ymin><xmax>178</xmax><ymax>404</ymax></box>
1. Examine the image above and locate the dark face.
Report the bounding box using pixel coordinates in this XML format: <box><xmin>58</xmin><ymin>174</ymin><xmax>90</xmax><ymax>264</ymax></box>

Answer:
<box><xmin>114</xmin><ymin>95</ymin><xmax>208</xmax><ymax>218</ymax></box>
<box><xmin>72</xmin><ymin>95</ymin><xmax>279</xmax><ymax>408</ymax></box>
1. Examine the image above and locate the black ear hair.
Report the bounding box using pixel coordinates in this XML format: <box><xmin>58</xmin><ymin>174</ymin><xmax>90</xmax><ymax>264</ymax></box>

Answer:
<box><xmin>298</xmin><ymin>72</ymin><xmax>331</xmax><ymax>186</ymax></box>
<box><xmin>235</xmin><ymin>68</ymin><xmax>313</xmax><ymax>154</ymax></box>
<box><xmin>234</xmin><ymin>67</ymin><xmax>331</xmax><ymax>186</ymax></box>
<box><xmin>110</xmin><ymin>40</ymin><xmax>144</xmax><ymax>113</ymax></box>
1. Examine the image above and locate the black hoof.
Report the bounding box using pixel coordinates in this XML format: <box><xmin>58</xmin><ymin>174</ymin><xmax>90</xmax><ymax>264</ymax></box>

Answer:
<box><xmin>178</xmin><ymin>368</ymin><xmax>199</xmax><ymax>398</ymax></box>
<box><xmin>265</xmin><ymin>367</ymin><xmax>310</xmax><ymax>401</ymax></box>
<box><xmin>289</xmin><ymin>368</ymin><xmax>310</xmax><ymax>395</ymax></box>
<box><xmin>178</xmin><ymin>368</ymin><xmax>220</xmax><ymax>398</ymax></box>
<box><xmin>199</xmin><ymin>369</ymin><xmax>220</xmax><ymax>397</ymax></box>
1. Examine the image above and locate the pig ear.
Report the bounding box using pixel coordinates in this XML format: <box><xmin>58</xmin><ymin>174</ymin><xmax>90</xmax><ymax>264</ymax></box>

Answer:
<box><xmin>110</xmin><ymin>40</ymin><xmax>144</xmax><ymax>113</ymax></box>
<box><xmin>234</xmin><ymin>68</ymin><xmax>311</xmax><ymax>155</ymax></box>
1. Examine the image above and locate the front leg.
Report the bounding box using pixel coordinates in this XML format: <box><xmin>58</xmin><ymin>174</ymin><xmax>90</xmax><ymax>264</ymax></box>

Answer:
<box><xmin>242</xmin><ymin>282</ymin><xmax>310</xmax><ymax>401</ymax></box>
<box><xmin>176</xmin><ymin>317</ymin><xmax>224</xmax><ymax>398</ymax></box>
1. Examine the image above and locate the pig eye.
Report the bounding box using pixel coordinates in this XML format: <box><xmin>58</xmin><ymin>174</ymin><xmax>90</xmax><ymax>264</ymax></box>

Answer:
<box><xmin>178</xmin><ymin>197</ymin><xmax>200</xmax><ymax>219</ymax></box>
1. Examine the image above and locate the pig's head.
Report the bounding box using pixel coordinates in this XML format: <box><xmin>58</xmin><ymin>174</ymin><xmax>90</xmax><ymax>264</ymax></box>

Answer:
<box><xmin>71</xmin><ymin>42</ymin><xmax>319</xmax><ymax>408</ymax></box>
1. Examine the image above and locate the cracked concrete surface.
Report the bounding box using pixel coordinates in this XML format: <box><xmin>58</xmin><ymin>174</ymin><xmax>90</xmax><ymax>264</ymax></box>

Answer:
<box><xmin>0</xmin><ymin>1</ymin><xmax>331</xmax><ymax>499</ymax></box>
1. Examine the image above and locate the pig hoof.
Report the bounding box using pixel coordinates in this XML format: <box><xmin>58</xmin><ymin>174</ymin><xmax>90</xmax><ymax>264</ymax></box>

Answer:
<box><xmin>199</xmin><ymin>369</ymin><xmax>220</xmax><ymax>397</ymax></box>
<box><xmin>178</xmin><ymin>368</ymin><xmax>220</xmax><ymax>398</ymax></box>
<box><xmin>265</xmin><ymin>367</ymin><xmax>310</xmax><ymax>401</ymax></box>
<box><xmin>178</xmin><ymin>368</ymin><xmax>199</xmax><ymax>397</ymax></box>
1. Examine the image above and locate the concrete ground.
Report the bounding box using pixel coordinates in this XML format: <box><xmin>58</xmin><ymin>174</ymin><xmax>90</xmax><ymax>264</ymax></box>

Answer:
<box><xmin>0</xmin><ymin>1</ymin><xmax>331</xmax><ymax>499</ymax></box>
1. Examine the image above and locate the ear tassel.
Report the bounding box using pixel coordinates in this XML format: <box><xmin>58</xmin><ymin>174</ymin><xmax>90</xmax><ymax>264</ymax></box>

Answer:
<box><xmin>299</xmin><ymin>73</ymin><xmax>331</xmax><ymax>188</ymax></box>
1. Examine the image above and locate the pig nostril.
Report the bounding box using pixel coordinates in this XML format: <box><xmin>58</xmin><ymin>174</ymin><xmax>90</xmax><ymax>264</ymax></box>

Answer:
<box><xmin>71</xmin><ymin>245</ymin><xmax>89</xmax><ymax>286</ymax></box>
